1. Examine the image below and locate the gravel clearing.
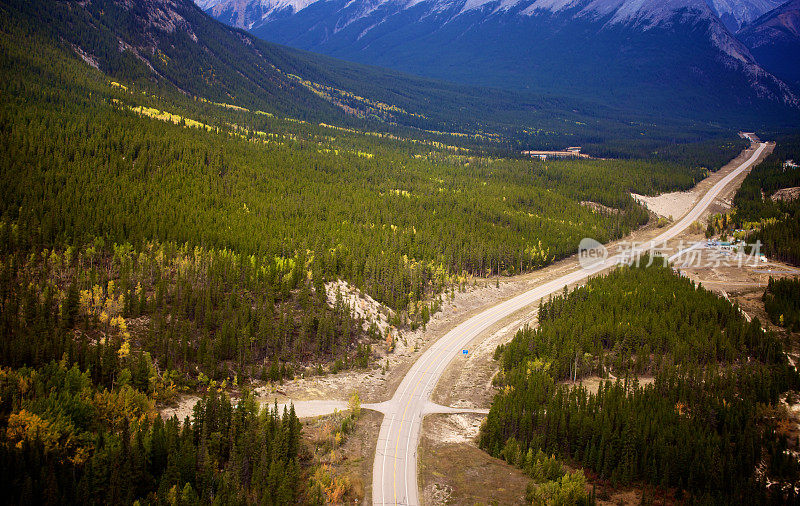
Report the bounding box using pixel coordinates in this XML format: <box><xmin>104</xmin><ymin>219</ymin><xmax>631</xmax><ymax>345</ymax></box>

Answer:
<box><xmin>632</xmin><ymin>190</ymin><xmax>698</xmax><ymax>220</ymax></box>
<box><xmin>160</xmin><ymin>395</ymin><xmax>350</xmax><ymax>420</ymax></box>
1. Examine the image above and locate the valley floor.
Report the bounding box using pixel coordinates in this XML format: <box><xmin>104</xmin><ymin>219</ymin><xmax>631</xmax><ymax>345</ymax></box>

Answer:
<box><xmin>154</xmin><ymin>138</ymin><xmax>784</xmax><ymax>504</ymax></box>
<box><xmin>416</xmin><ymin>138</ymin><xmax>800</xmax><ymax>505</ymax></box>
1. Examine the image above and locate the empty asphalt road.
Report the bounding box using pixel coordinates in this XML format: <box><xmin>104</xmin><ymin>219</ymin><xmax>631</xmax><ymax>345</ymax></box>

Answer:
<box><xmin>372</xmin><ymin>140</ymin><xmax>768</xmax><ymax>505</ymax></box>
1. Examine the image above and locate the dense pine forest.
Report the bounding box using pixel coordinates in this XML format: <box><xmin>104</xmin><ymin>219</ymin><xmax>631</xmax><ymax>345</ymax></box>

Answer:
<box><xmin>0</xmin><ymin>374</ymin><xmax>303</xmax><ymax>505</ymax></box>
<box><xmin>708</xmin><ymin>134</ymin><xmax>800</xmax><ymax>265</ymax></box>
<box><xmin>764</xmin><ymin>277</ymin><xmax>800</xmax><ymax>332</ymax></box>
<box><xmin>0</xmin><ymin>0</ymin><xmax>778</xmax><ymax>504</ymax></box>
<box><xmin>0</xmin><ymin>223</ymin><xmax>378</xmax><ymax>385</ymax></box>
<box><xmin>0</xmin><ymin>8</ymin><xmax>733</xmax><ymax>315</ymax></box>
<box><xmin>480</xmin><ymin>260</ymin><xmax>800</xmax><ymax>503</ymax></box>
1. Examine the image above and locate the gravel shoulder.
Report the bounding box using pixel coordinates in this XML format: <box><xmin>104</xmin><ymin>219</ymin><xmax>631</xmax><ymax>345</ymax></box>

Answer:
<box><xmin>162</xmin><ymin>140</ymin><xmax>774</xmax><ymax>417</ymax></box>
<box><xmin>418</xmin><ymin>414</ymin><xmax>529</xmax><ymax>506</ymax></box>
<box><xmin>160</xmin><ymin>140</ymin><xmax>778</xmax><ymax>505</ymax></box>
<box><xmin>420</xmin><ymin>139</ymin><xmax>778</xmax><ymax>505</ymax></box>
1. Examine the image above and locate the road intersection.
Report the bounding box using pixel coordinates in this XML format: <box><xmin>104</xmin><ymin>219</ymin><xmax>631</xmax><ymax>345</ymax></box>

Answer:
<box><xmin>370</xmin><ymin>140</ymin><xmax>769</xmax><ymax>505</ymax></box>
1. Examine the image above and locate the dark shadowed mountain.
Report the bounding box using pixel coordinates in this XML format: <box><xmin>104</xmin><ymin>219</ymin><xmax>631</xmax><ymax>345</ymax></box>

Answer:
<box><xmin>738</xmin><ymin>0</ymin><xmax>800</xmax><ymax>91</ymax></box>
<box><xmin>199</xmin><ymin>0</ymin><xmax>799</xmax><ymax>122</ymax></box>
<box><xmin>705</xmin><ymin>0</ymin><xmax>784</xmax><ymax>31</ymax></box>
<box><xmin>1</xmin><ymin>0</ymin><xmax>655</xmax><ymax>138</ymax></box>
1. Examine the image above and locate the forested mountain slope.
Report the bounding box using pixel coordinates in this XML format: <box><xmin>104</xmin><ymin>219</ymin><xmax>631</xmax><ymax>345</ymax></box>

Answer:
<box><xmin>205</xmin><ymin>0</ymin><xmax>800</xmax><ymax>124</ymax></box>
<box><xmin>481</xmin><ymin>261</ymin><xmax>799</xmax><ymax>502</ymax></box>
<box><xmin>0</xmin><ymin>0</ymin><xmax>778</xmax><ymax>502</ymax></box>
<box><xmin>0</xmin><ymin>0</ymin><xmax>749</xmax><ymax>381</ymax></box>
<box><xmin>1</xmin><ymin>0</ymin><xmax>764</xmax><ymax>154</ymax></box>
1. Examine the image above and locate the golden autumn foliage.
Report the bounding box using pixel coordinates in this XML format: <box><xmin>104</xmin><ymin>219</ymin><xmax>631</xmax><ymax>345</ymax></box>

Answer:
<box><xmin>776</xmin><ymin>418</ymin><xmax>795</xmax><ymax>438</ymax></box>
<box><xmin>117</xmin><ymin>340</ymin><xmax>131</xmax><ymax>359</ymax></box>
<box><xmin>92</xmin><ymin>385</ymin><xmax>156</xmax><ymax>431</ymax></box>
<box><xmin>311</xmin><ymin>464</ymin><xmax>350</xmax><ymax>504</ymax></box>
<box><xmin>306</xmin><ymin>395</ymin><xmax>364</xmax><ymax>503</ymax></box>
<box><xmin>6</xmin><ymin>409</ymin><xmax>59</xmax><ymax>451</ymax></box>
<box><xmin>6</xmin><ymin>408</ymin><xmax>92</xmax><ymax>465</ymax></box>
<box><xmin>1</xmin><ymin>362</ymin><xmax>156</xmax><ymax>467</ymax></box>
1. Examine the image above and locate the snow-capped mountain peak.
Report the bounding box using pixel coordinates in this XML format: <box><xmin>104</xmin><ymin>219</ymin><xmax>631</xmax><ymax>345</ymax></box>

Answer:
<box><xmin>195</xmin><ymin>0</ymin><xmax>741</xmax><ymax>30</ymax></box>
<box><xmin>704</xmin><ymin>0</ymin><xmax>785</xmax><ymax>31</ymax></box>
<box><xmin>201</xmin><ymin>0</ymin><xmax>320</xmax><ymax>29</ymax></box>
<box><xmin>511</xmin><ymin>0</ymin><xmax>722</xmax><ymax>29</ymax></box>
<box><xmin>195</xmin><ymin>0</ymin><xmax>798</xmax><ymax>112</ymax></box>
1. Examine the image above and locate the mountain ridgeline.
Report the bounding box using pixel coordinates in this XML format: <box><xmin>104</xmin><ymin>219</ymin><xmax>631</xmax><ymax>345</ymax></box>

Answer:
<box><xmin>2</xmin><ymin>0</ymin><xmax>763</xmax><ymax>156</ymax></box>
<box><xmin>0</xmin><ymin>0</ymin><xmax>547</xmax><ymax>140</ymax></box>
<box><xmin>738</xmin><ymin>0</ymin><xmax>800</xmax><ymax>92</ymax></box>
<box><xmin>201</xmin><ymin>0</ymin><xmax>800</xmax><ymax>124</ymax></box>
<box><xmin>706</xmin><ymin>0</ymin><xmax>785</xmax><ymax>31</ymax></box>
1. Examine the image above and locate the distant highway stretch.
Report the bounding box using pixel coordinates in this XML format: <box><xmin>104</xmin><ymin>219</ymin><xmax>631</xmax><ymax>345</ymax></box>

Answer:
<box><xmin>371</xmin><ymin>140</ymin><xmax>768</xmax><ymax>505</ymax></box>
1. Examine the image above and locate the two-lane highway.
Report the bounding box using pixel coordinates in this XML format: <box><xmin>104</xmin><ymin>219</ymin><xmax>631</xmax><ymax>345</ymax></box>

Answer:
<box><xmin>372</xmin><ymin>141</ymin><xmax>768</xmax><ymax>505</ymax></box>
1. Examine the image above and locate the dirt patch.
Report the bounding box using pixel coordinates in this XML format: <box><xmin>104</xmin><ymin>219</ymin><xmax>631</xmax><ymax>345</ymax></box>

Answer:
<box><xmin>632</xmin><ymin>190</ymin><xmax>697</xmax><ymax>221</ymax></box>
<box><xmin>771</xmin><ymin>187</ymin><xmax>800</xmax><ymax>202</ymax></box>
<box><xmin>160</xmin><ymin>395</ymin><xmax>350</xmax><ymax>421</ymax></box>
<box><xmin>326</xmin><ymin>279</ymin><xmax>394</xmax><ymax>336</ymax></box>
<box><xmin>159</xmin><ymin>395</ymin><xmax>199</xmax><ymax>421</ymax></box>
<box><xmin>302</xmin><ymin>408</ymin><xmax>382</xmax><ymax>504</ymax></box>
<box><xmin>596</xmin><ymin>488</ymin><xmax>642</xmax><ymax>505</ymax></box>
<box><xmin>256</xmin><ymin>368</ymin><xmax>389</xmax><ymax>403</ymax></box>
<box><xmin>735</xmin><ymin>289</ymin><xmax>783</xmax><ymax>329</ymax></box>
<box><xmin>429</xmin><ymin>413</ymin><xmax>484</xmax><ymax>444</ymax></box>
<box><xmin>581</xmin><ymin>201</ymin><xmax>621</xmax><ymax>215</ymax></box>
<box><xmin>560</xmin><ymin>375</ymin><xmax>654</xmax><ymax>395</ymax></box>
<box><xmin>419</xmin><ymin>414</ymin><xmax>529</xmax><ymax>505</ymax></box>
